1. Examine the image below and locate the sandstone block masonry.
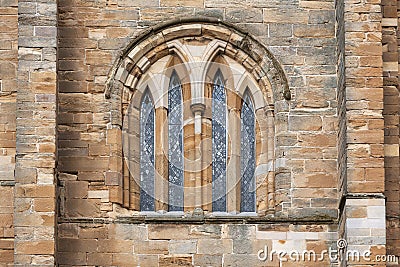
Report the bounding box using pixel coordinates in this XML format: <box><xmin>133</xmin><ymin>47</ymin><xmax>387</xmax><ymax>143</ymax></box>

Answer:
<box><xmin>0</xmin><ymin>0</ymin><xmax>17</xmax><ymax>266</ymax></box>
<box><xmin>57</xmin><ymin>0</ymin><xmax>339</xmax><ymax>220</ymax></box>
<box><xmin>0</xmin><ymin>0</ymin><xmax>397</xmax><ymax>266</ymax></box>
<box><xmin>57</xmin><ymin>221</ymin><xmax>338</xmax><ymax>266</ymax></box>
<box><xmin>382</xmin><ymin>0</ymin><xmax>400</xmax><ymax>259</ymax></box>
<box><xmin>13</xmin><ymin>0</ymin><xmax>58</xmax><ymax>265</ymax></box>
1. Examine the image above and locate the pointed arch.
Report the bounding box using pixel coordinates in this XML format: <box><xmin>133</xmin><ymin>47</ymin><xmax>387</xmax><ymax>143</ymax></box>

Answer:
<box><xmin>240</xmin><ymin>89</ymin><xmax>256</xmax><ymax>212</ymax></box>
<box><xmin>237</xmin><ymin>73</ymin><xmax>268</xmax><ymax>110</ymax></box>
<box><xmin>212</xmin><ymin>70</ymin><xmax>227</xmax><ymax>212</ymax></box>
<box><xmin>140</xmin><ymin>88</ymin><xmax>155</xmax><ymax>211</ymax></box>
<box><xmin>168</xmin><ymin>70</ymin><xmax>184</xmax><ymax>211</ymax></box>
<box><xmin>106</xmin><ymin>19</ymin><xmax>290</xmax><ymax>107</ymax></box>
<box><xmin>112</xmin><ymin>19</ymin><xmax>282</xmax><ymax>215</ymax></box>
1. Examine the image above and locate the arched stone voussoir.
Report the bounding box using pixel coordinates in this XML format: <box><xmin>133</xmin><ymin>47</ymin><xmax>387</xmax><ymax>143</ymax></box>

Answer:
<box><xmin>105</xmin><ymin>17</ymin><xmax>290</xmax><ymax>102</ymax></box>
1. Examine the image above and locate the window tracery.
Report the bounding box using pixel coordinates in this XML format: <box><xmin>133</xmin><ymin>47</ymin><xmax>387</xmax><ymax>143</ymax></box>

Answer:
<box><xmin>114</xmin><ymin>24</ymin><xmax>282</xmax><ymax>215</ymax></box>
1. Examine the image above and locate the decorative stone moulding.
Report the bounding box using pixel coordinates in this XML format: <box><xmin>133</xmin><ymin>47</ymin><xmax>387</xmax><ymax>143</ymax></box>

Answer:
<box><xmin>105</xmin><ymin>17</ymin><xmax>290</xmax><ymax>104</ymax></box>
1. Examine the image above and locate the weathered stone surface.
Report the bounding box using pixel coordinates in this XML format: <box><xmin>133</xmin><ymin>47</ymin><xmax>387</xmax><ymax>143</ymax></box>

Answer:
<box><xmin>263</xmin><ymin>7</ymin><xmax>309</xmax><ymax>24</ymax></box>
<box><xmin>159</xmin><ymin>256</ymin><xmax>193</xmax><ymax>266</ymax></box>
<box><xmin>58</xmin><ymin>238</ymin><xmax>97</xmax><ymax>253</ymax></box>
<box><xmin>148</xmin><ymin>224</ymin><xmax>190</xmax><ymax>240</ymax></box>
<box><xmin>15</xmin><ymin>241</ymin><xmax>54</xmax><ymax>255</ymax></box>
<box><xmin>168</xmin><ymin>240</ymin><xmax>197</xmax><ymax>254</ymax></box>
<box><xmin>112</xmin><ymin>253</ymin><xmax>139</xmax><ymax>266</ymax></box>
<box><xmin>223</xmin><ymin>254</ymin><xmax>262</xmax><ymax>267</ymax></box>
<box><xmin>197</xmin><ymin>239</ymin><xmax>233</xmax><ymax>254</ymax></box>
<box><xmin>289</xmin><ymin>116</ymin><xmax>323</xmax><ymax>131</ymax></box>
<box><xmin>161</xmin><ymin>0</ymin><xmax>204</xmax><ymax>7</ymax></box>
<box><xmin>110</xmin><ymin>224</ymin><xmax>147</xmax><ymax>241</ymax></box>
<box><xmin>193</xmin><ymin>254</ymin><xmax>222</xmax><ymax>266</ymax></box>
<box><xmin>65</xmin><ymin>199</ymin><xmax>101</xmax><ymax>217</ymax></box>
<box><xmin>98</xmin><ymin>239</ymin><xmax>133</xmax><ymax>253</ymax></box>
<box><xmin>189</xmin><ymin>225</ymin><xmax>222</xmax><ymax>239</ymax></box>
<box><xmin>1</xmin><ymin>0</ymin><xmax>395</xmax><ymax>265</ymax></box>
<box><xmin>226</xmin><ymin>8</ymin><xmax>263</xmax><ymax>23</ymax></box>
<box><xmin>0</xmin><ymin>9</ymin><xmax>17</xmax><ymax>266</ymax></box>
<box><xmin>134</xmin><ymin>240</ymin><xmax>168</xmax><ymax>254</ymax></box>
<box><xmin>225</xmin><ymin>224</ymin><xmax>256</xmax><ymax>240</ymax></box>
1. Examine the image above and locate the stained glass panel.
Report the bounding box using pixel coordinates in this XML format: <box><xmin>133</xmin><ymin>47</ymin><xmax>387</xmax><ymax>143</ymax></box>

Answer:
<box><xmin>168</xmin><ymin>72</ymin><xmax>184</xmax><ymax>211</ymax></box>
<box><xmin>240</xmin><ymin>92</ymin><xmax>256</xmax><ymax>212</ymax></box>
<box><xmin>212</xmin><ymin>71</ymin><xmax>227</xmax><ymax>212</ymax></box>
<box><xmin>140</xmin><ymin>90</ymin><xmax>155</xmax><ymax>211</ymax></box>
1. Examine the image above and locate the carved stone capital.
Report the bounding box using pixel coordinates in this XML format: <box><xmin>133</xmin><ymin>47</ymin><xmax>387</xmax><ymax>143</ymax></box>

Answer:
<box><xmin>190</xmin><ymin>103</ymin><xmax>206</xmax><ymax>115</ymax></box>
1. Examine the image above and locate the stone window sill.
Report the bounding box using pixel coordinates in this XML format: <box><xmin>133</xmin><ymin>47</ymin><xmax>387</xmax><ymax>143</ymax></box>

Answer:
<box><xmin>59</xmin><ymin>214</ymin><xmax>337</xmax><ymax>225</ymax></box>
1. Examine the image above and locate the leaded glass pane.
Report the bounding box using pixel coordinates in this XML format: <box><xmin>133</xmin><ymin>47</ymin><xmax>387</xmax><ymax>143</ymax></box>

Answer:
<box><xmin>212</xmin><ymin>72</ymin><xmax>227</xmax><ymax>212</ymax></box>
<box><xmin>168</xmin><ymin>72</ymin><xmax>184</xmax><ymax>211</ymax></box>
<box><xmin>140</xmin><ymin>91</ymin><xmax>155</xmax><ymax>211</ymax></box>
<box><xmin>240</xmin><ymin>92</ymin><xmax>256</xmax><ymax>212</ymax></box>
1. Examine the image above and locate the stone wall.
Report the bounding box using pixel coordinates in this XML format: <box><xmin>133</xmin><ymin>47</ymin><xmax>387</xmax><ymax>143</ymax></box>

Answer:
<box><xmin>0</xmin><ymin>0</ymin><xmax>17</xmax><ymax>266</ymax></box>
<box><xmin>57</xmin><ymin>220</ymin><xmax>338</xmax><ymax>267</ymax></box>
<box><xmin>57</xmin><ymin>0</ymin><xmax>339</xmax><ymax>220</ymax></box>
<box><xmin>14</xmin><ymin>0</ymin><xmax>58</xmax><ymax>265</ymax></box>
<box><xmin>340</xmin><ymin>0</ymin><xmax>386</xmax><ymax>265</ymax></box>
<box><xmin>382</xmin><ymin>0</ymin><xmax>400</xmax><ymax>259</ymax></box>
<box><xmin>0</xmin><ymin>0</ymin><xmax>394</xmax><ymax>265</ymax></box>
<box><xmin>54</xmin><ymin>0</ymin><xmax>343</xmax><ymax>266</ymax></box>
<box><xmin>53</xmin><ymin>0</ymin><xmax>395</xmax><ymax>266</ymax></box>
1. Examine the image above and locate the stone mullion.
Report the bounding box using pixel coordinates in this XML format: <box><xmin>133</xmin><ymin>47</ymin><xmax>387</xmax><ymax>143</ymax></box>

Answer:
<box><xmin>155</xmin><ymin>107</ymin><xmax>168</xmax><ymax>211</ymax></box>
<box><xmin>15</xmin><ymin>0</ymin><xmax>58</xmax><ymax>265</ymax></box>
<box><xmin>183</xmin><ymin>120</ymin><xmax>195</xmax><ymax>211</ymax></box>
<box><xmin>227</xmin><ymin>107</ymin><xmax>240</xmax><ymax>213</ymax></box>
<box><xmin>201</xmin><ymin>84</ymin><xmax>212</xmax><ymax>211</ymax></box>
<box><xmin>194</xmin><ymin>111</ymin><xmax>202</xmax><ymax>209</ymax></box>
<box><xmin>187</xmin><ymin>103</ymin><xmax>205</xmax><ymax>211</ymax></box>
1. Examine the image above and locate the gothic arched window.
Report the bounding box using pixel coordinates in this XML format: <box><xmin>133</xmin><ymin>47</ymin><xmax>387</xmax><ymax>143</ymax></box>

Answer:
<box><xmin>240</xmin><ymin>91</ymin><xmax>256</xmax><ymax>212</ymax></box>
<box><xmin>118</xmin><ymin>26</ymin><xmax>281</xmax><ymax>215</ymax></box>
<box><xmin>139</xmin><ymin>89</ymin><xmax>155</xmax><ymax>211</ymax></box>
<box><xmin>212</xmin><ymin>71</ymin><xmax>227</xmax><ymax>212</ymax></box>
<box><xmin>168</xmin><ymin>71</ymin><xmax>184</xmax><ymax>211</ymax></box>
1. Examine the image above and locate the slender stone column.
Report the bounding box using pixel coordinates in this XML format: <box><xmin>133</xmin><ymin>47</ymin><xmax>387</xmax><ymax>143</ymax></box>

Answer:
<box><xmin>266</xmin><ymin>108</ymin><xmax>275</xmax><ymax>213</ymax></box>
<box><xmin>155</xmin><ymin>107</ymin><xmax>168</xmax><ymax>211</ymax></box>
<box><xmin>191</xmin><ymin>103</ymin><xmax>205</xmax><ymax>209</ymax></box>
<box><xmin>227</xmin><ymin>108</ymin><xmax>241</xmax><ymax>213</ymax></box>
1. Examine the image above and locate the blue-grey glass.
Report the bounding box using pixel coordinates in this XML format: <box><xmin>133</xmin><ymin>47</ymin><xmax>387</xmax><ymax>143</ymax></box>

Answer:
<box><xmin>140</xmin><ymin>91</ymin><xmax>155</xmax><ymax>211</ymax></box>
<box><xmin>212</xmin><ymin>72</ymin><xmax>227</xmax><ymax>212</ymax></box>
<box><xmin>168</xmin><ymin>72</ymin><xmax>184</xmax><ymax>211</ymax></box>
<box><xmin>240</xmin><ymin>93</ymin><xmax>256</xmax><ymax>212</ymax></box>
